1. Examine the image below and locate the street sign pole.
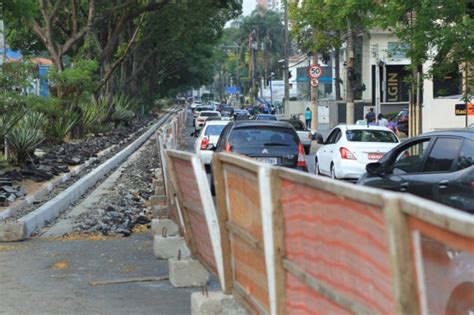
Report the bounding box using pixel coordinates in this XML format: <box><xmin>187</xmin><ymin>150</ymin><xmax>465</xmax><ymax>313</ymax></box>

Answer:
<box><xmin>310</xmin><ymin>54</ymin><xmax>319</xmax><ymax>131</ymax></box>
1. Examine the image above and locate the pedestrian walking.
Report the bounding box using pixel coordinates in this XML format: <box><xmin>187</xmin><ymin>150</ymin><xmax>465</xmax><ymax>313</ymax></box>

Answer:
<box><xmin>305</xmin><ymin>107</ymin><xmax>311</xmax><ymax>129</ymax></box>
<box><xmin>365</xmin><ymin>108</ymin><xmax>376</xmax><ymax>124</ymax></box>
<box><xmin>387</xmin><ymin>115</ymin><xmax>400</xmax><ymax>137</ymax></box>
<box><xmin>377</xmin><ymin>113</ymin><xmax>388</xmax><ymax>127</ymax></box>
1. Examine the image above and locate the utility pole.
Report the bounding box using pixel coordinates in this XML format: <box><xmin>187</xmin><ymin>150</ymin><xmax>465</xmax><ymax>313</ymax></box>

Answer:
<box><xmin>283</xmin><ymin>0</ymin><xmax>290</xmax><ymax>118</ymax></box>
<box><xmin>310</xmin><ymin>53</ymin><xmax>319</xmax><ymax>131</ymax></box>
<box><xmin>463</xmin><ymin>61</ymin><xmax>470</xmax><ymax>127</ymax></box>
<box><xmin>346</xmin><ymin>24</ymin><xmax>355</xmax><ymax>124</ymax></box>
<box><xmin>373</xmin><ymin>44</ymin><xmax>381</xmax><ymax>116</ymax></box>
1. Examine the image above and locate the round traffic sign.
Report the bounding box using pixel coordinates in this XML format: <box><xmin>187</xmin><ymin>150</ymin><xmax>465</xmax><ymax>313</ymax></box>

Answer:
<box><xmin>310</xmin><ymin>78</ymin><xmax>319</xmax><ymax>87</ymax></box>
<box><xmin>308</xmin><ymin>65</ymin><xmax>322</xmax><ymax>78</ymax></box>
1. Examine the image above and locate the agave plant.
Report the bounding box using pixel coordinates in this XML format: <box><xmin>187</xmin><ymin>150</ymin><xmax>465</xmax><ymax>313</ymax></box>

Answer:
<box><xmin>93</xmin><ymin>96</ymin><xmax>114</xmax><ymax>124</ymax></box>
<box><xmin>79</xmin><ymin>102</ymin><xmax>100</xmax><ymax>133</ymax></box>
<box><xmin>6</xmin><ymin>112</ymin><xmax>47</xmax><ymax>164</ymax></box>
<box><xmin>111</xmin><ymin>94</ymin><xmax>135</xmax><ymax>126</ymax></box>
<box><xmin>0</xmin><ymin>99</ymin><xmax>28</xmax><ymax>139</ymax></box>
<box><xmin>46</xmin><ymin>112</ymin><xmax>80</xmax><ymax>144</ymax></box>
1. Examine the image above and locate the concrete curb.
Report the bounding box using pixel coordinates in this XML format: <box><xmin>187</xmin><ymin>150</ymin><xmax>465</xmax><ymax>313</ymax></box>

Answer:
<box><xmin>0</xmin><ymin>111</ymin><xmax>177</xmax><ymax>241</ymax></box>
<box><xmin>0</xmin><ymin>120</ymin><xmax>160</xmax><ymax>222</ymax></box>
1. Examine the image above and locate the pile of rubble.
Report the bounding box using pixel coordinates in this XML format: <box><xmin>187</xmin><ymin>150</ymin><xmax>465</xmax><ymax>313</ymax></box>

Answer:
<box><xmin>0</xmin><ymin>178</ymin><xmax>26</xmax><ymax>206</ymax></box>
<box><xmin>72</xmin><ymin>140</ymin><xmax>160</xmax><ymax>236</ymax></box>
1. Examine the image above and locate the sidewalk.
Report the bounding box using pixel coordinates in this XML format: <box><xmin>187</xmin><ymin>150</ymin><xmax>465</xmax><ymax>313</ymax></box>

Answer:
<box><xmin>0</xmin><ymin>233</ymin><xmax>196</xmax><ymax>315</ymax></box>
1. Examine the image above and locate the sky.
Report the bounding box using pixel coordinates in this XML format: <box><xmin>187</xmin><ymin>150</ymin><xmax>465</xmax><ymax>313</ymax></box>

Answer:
<box><xmin>242</xmin><ymin>0</ymin><xmax>256</xmax><ymax>16</ymax></box>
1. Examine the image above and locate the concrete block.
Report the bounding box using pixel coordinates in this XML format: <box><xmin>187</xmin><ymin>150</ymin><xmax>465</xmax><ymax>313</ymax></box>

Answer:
<box><xmin>191</xmin><ymin>291</ymin><xmax>249</xmax><ymax>315</ymax></box>
<box><xmin>154</xmin><ymin>186</ymin><xmax>165</xmax><ymax>196</ymax></box>
<box><xmin>153</xmin><ymin>205</ymin><xmax>169</xmax><ymax>217</ymax></box>
<box><xmin>169</xmin><ymin>258</ymin><xmax>209</xmax><ymax>288</ymax></box>
<box><xmin>0</xmin><ymin>221</ymin><xmax>27</xmax><ymax>241</ymax></box>
<box><xmin>152</xmin><ymin>179</ymin><xmax>164</xmax><ymax>189</ymax></box>
<box><xmin>153</xmin><ymin>235</ymin><xmax>191</xmax><ymax>260</ymax></box>
<box><xmin>151</xmin><ymin>218</ymin><xmax>179</xmax><ymax>236</ymax></box>
<box><xmin>154</xmin><ymin>168</ymin><xmax>163</xmax><ymax>179</ymax></box>
<box><xmin>150</xmin><ymin>195</ymin><xmax>166</xmax><ymax>207</ymax></box>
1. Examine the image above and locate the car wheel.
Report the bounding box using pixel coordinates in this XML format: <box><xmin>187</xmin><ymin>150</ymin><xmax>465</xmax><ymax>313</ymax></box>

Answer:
<box><xmin>314</xmin><ymin>158</ymin><xmax>321</xmax><ymax>175</ymax></box>
<box><xmin>330</xmin><ymin>163</ymin><xmax>337</xmax><ymax>180</ymax></box>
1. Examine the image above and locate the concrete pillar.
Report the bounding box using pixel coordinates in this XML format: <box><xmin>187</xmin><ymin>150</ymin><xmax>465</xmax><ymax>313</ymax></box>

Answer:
<box><xmin>151</xmin><ymin>218</ymin><xmax>179</xmax><ymax>236</ymax></box>
<box><xmin>191</xmin><ymin>291</ymin><xmax>249</xmax><ymax>315</ymax></box>
<box><xmin>169</xmin><ymin>258</ymin><xmax>209</xmax><ymax>288</ymax></box>
<box><xmin>153</xmin><ymin>235</ymin><xmax>191</xmax><ymax>260</ymax></box>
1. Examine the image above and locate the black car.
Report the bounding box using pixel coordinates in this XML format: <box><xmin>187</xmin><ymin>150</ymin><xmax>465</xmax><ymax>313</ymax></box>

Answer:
<box><xmin>211</xmin><ymin>120</ymin><xmax>308</xmax><ymax>171</ymax></box>
<box><xmin>395</xmin><ymin>108</ymin><xmax>409</xmax><ymax>134</ymax></box>
<box><xmin>358</xmin><ymin>129</ymin><xmax>474</xmax><ymax>213</ymax></box>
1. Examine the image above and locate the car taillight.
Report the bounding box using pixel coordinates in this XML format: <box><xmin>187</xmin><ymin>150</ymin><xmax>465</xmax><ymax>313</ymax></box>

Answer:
<box><xmin>200</xmin><ymin>137</ymin><xmax>209</xmax><ymax>150</ymax></box>
<box><xmin>340</xmin><ymin>147</ymin><xmax>356</xmax><ymax>160</ymax></box>
<box><xmin>297</xmin><ymin>143</ymin><xmax>306</xmax><ymax>167</ymax></box>
<box><xmin>225</xmin><ymin>143</ymin><xmax>231</xmax><ymax>152</ymax></box>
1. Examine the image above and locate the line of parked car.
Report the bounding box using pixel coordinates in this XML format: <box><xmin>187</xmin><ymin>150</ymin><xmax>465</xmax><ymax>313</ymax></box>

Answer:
<box><xmin>190</xmin><ymin>102</ymin><xmax>473</xmax><ymax>214</ymax></box>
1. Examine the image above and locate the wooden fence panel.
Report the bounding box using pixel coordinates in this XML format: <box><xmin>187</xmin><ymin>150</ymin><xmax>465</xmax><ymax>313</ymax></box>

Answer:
<box><xmin>213</xmin><ymin>153</ymin><xmax>271</xmax><ymax>314</ymax></box>
<box><xmin>165</xmin><ymin>150</ymin><xmax>226</xmax><ymax>289</ymax></box>
<box><xmin>269</xmin><ymin>168</ymin><xmax>396</xmax><ymax>315</ymax></box>
<box><xmin>400</xmin><ymin>197</ymin><xmax>474</xmax><ymax>315</ymax></box>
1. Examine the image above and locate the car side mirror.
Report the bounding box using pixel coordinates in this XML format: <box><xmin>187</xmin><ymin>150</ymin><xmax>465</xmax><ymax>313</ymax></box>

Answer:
<box><xmin>366</xmin><ymin>162</ymin><xmax>385</xmax><ymax>176</ymax></box>
<box><xmin>207</xmin><ymin>144</ymin><xmax>216</xmax><ymax>151</ymax></box>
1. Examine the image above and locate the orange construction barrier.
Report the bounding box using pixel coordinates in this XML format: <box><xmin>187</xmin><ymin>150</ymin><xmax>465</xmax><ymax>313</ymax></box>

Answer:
<box><xmin>400</xmin><ymin>196</ymin><xmax>474</xmax><ymax>315</ymax></box>
<box><xmin>212</xmin><ymin>153</ymin><xmax>271</xmax><ymax>314</ymax></box>
<box><xmin>263</xmin><ymin>167</ymin><xmax>397</xmax><ymax>315</ymax></box>
<box><xmin>165</xmin><ymin>150</ymin><xmax>227</xmax><ymax>288</ymax></box>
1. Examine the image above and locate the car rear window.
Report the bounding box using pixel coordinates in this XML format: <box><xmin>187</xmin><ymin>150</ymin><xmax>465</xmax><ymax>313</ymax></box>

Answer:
<box><xmin>196</xmin><ymin>107</ymin><xmax>213</xmax><ymax>112</ymax></box>
<box><xmin>205</xmin><ymin>125</ymin><xmax>226</xmax><ymax>136</ymax></box>
<box><xmin>200</xmin><ymin>112</ymin><xmax>219</xmax><ymax>117</ymax></box>
<box><xmin>283</xmin><ymin>120</ymin><xmax>305</xmax><ymax>131</ymax></box>
<box><xmin>346</xmin><ymin>130</ymin><xmax>398</xmax><ymax>143</ymax></box>
<box><xmin>228</xmin><ymin>126</ymin><xmax>299</xmax><ymax>149</ymax></box>
<box><xmin>257</xmin><ymin>115</ymin><xmax>277</xmax><ymax>120</ymax></box>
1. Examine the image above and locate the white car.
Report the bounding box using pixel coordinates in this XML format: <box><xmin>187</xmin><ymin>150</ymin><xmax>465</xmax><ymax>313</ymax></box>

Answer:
<box><xmin>194</xmin><ymin>120</ymin><xmax>229</xmax><ymax>171</ymax></box>
<box><xmin>190</xmin><ymin>101</ymin><xmax>202</xmax><ymax>110</ymax></box>
<box><xmin>195</xmin><ymin>111</ymin><xmax>221</xmax><ymax>131</ymax></box>
<box><xmin>314</xmin><ymin>125</ymin><xmax>400</xmax><ymax>181</ymax></box>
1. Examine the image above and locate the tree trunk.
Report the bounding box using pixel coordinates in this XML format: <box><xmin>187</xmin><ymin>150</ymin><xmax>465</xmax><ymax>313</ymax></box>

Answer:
<box><xmin>335</xmin><ymin>45</ymin><xmax>342</xmax><ymax>101</ymax></box>
<box><xmin>345</xmin><ymin>25</ymin><xmax>355</xmax><ymax>124</ymax></box>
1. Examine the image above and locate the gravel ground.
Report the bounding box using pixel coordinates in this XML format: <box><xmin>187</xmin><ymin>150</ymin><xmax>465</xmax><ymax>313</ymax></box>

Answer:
<box><xmin>70</xmin><ymin>138</ymin><xmax>162</xmax><ymax>236</ymax></box>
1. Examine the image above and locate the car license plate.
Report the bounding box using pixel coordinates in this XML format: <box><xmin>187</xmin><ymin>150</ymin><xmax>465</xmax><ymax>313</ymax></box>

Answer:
<box><xmin>368</xmin><ymin>153</ymin><xmax>384</xmax><ymax>160</ymax></box>
<box><xmin>256</xmin><ymin>157</ymin><xmax>278</xmax><ymax>165</ymax></box>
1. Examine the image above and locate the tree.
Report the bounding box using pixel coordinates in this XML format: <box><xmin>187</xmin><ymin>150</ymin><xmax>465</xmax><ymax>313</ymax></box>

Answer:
<box><xmin>291</xmin><ymin>0</ymin><xmax>376</xmax><ymax>124</ymax></box>
<box><xmin>219</xmin><ymin>8</ymin><xmax>286</xmax><ymax>100</ymax></box>
<box><xmin>379</xmin><ymin>0</ymin><xmax>474</xmax><ymax>134</ymax></box>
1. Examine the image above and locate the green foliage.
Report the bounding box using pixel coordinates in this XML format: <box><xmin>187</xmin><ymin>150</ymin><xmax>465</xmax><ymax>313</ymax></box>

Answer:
<box><xmin>111</xmin><ymin>94</ymin><xmax>135</xmax><ymax>126</ymax></box>
<box><xmin>6</xmin><ymin>111</ymin><xmax>47</xmax><ymax>164</ymax></box>
<box><xmin>378</xmin><ymin>0</ymin><xmax>473</xmax><ymax>77</ymax></box>
<box><xmin>48</xmin><ymin>59</ymin><xmax>99</xmax><ymax>104</ymax></box>
<box><xmin>0</xmin><ymin>60</ymin><xmax>38</xmax><ymax>93</ymax></box>
<box><xmin>46</xmin><ymin>113</ymin><xmax>80</xmax><ymax>144</ymax></box>
<box><xmin>0</xmin><ymin>96</ymin><xmax>29</xmax><ymax>139</ymax></box>
<box><xmin>79</xmin><ymin>102</ymin><xmax>101</xmax><ymax>133</ymax></box>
